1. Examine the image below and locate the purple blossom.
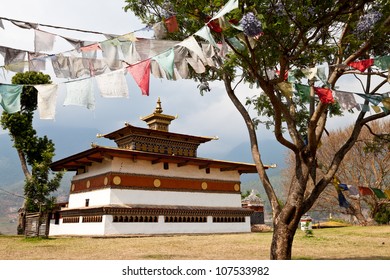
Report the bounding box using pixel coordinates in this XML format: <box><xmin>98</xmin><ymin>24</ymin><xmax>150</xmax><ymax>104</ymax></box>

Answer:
<box><xmin>355</xmin><ymin>10</ymin><xmax>382</xmax><ymax>35</ymax></box>
<box><xmin>240</xmin><ymin>12</ymin><xmax>263</xmax><ymax>37</ymax></box>
<box><xmin>275</xmin><ymin>1</ymin><xmax>285</xmax><ymax>14</ymax></box>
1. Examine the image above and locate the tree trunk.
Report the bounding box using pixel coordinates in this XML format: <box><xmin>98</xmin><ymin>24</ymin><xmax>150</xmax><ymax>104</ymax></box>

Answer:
<box><xmin>16</xmin><ymin>148</ymin><xmax>31</xmax><ymax>235</ymax></box>
<box><xmin>270</xmin><ymin>220</ymin><xmax>297</xmax><ymax>260</ymax></box>
<box><xmin>16</xmin><ymin>149</ymin><xmax>32</xmax><ymax>180</ymax></box>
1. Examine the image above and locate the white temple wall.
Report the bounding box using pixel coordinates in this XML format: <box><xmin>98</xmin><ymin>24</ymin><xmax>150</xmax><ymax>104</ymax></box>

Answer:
<box><xmin>68</xmin><ymin>189</ymin><xmax>111</xmax><ymax>208</ymax></box>
<box><xmin>68</xmin><ymin>188</ymin><xmax>242</xmax><ymax>208</ymax></box>
<box><xmin>109</xmin><ymin>189</ymin><xmax>242</xmax><ymax>207</ymax></box>
<box><xmin>71</xmin><ymin>157</ymin><xmax>240</xmax><ymax>183</ymax></box>
<box><xmin>49</xmin><ymin>216</ymin><xmax>107</xmax><ymax>236</ymax></box>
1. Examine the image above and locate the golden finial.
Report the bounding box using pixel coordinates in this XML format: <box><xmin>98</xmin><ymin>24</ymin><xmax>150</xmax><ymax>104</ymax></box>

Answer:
<box><xmin>154</xmin><ymin>97</ymin><xmax>163</xmax><ymax>114</ymax></box>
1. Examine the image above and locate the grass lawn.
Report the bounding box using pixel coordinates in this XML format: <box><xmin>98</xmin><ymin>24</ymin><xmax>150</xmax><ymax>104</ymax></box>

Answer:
<box><xmin>0</xmin><ymin>225</ymin><xmax>389</xmax><ymax>260</ymax></box>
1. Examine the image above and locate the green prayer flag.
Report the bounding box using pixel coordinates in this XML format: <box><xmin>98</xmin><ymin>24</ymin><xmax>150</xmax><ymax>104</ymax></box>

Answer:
<box><xmin>153</xmin><ymin>48</ymin><xmax>175</xmax><ymax>80</ymax></box>
<box><xmin>0</xmin><ymin>84</ymin><xmax>23</xmax><ymax>113</ymax></box>
<box><xmin>374</xmin><ymin>55</ymin><xmax>390</xmax><ymax>70</ymax></box>
<box><xmin>370</xmin><ymin>188</ymin><xmax>387</xmax><ymax>199</ymax></box>
<box><xmin>356</xmin><ymin>93</ymin><xmax>383</xmax><ymax>106</ymax></box>
<box><xmin>294</xmin><ymin>84</ymin><xmax>310</xmax><ymax>103</ymax></box>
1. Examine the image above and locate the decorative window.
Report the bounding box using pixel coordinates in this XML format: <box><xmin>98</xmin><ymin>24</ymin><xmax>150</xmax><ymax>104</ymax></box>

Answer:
<box><xmin>82</xmin><ymin>216</ymin><xmax>102</xmax><ymax>223</ymax></box>
<box><xmin>212</xmin><ymin>217</ymin><xmax>246</xmax><ymax>223</ymax></box>
<box><xmin>164</xmin><ymin>216</ymin><xmax>207</xmax><ymax>223</ymax></box>
<box><xmin>112</xmin><ymin>215</ymin><xmax>158</xmax><ymax>223</ymax></box>
<box><xmin>62</xmin><ymin>217</ymin><xmax>80</xmax><ymax>223</ymax></box>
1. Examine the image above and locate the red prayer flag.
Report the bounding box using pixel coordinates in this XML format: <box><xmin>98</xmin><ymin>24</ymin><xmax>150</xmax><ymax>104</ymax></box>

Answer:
<box><xmin>205</xmin><ymin>16</ymin><xmax>222</xmax><ymax>33</ymax></box>
<box><xmin>127</xmin><ymin>59</ymin><xmax>151</xmax><ymax>96</ymax></box>
<box><xmin>314</xmin><ymin>87</ymin><xmax>334</xmax><ymax>104</ymax></box>
<box><xmin>79</xmin><ymin>43</ymin><xmax>101</xmax><ymax>52</ymax></box>
<box><xmin>358</xmin><ymin>186</ymin><xmax>374</xmax><ymax>196</ymax></box>
<box><xmin>165</xmin><ymin>16</ymin><xmax>179</xmax><ymax>33</ymax></box>
<box><xmin>347</xmin><ymin>58</ymin><xmax>374</xmax><ymax>72</ymax></box>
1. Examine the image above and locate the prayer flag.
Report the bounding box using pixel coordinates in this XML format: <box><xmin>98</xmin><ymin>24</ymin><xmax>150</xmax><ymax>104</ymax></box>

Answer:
<box><xmin>348</xmin><ymin>58</ymin><xmax>374</xmax><ymax>72</ymax></box>
<box><xmin>0</xmin><ymin>84</ymin><xmax>23</xmax><ymax>113</ymax></box>
<box><xmin>338</xmin><ymin>191</ymin><xmax>350</xmax><ymax>208</ymax></box>
<box><xmin>338</xmin><ymin>184</ymin><xmax>348</xmax><ymax>191</ymax></box>
<box><xmin>277</xmin><ymin>82</ymin><xmax>293</xmax><ymax>98</ymax></box>
<box><xmin>347</xmin><ymin>185</ymin><xmax>360</xmax><ymax>199</ymax></box>
<box><xmin>355</xmin><ymin>93</ymin><xmax>383</xmax><ymax>106</ymax></box>
<box><xmin>99</xmin><ymin>40</ymin><xmax>122</xmax><ymax>70</ymax></box>
<box><xmin>127</xmin><ymin>59</ymin><xmax>151</xmax><ymax>96</ymax></box>
<box><xmin>374</xmin><ymin>55</ymin><xmax>390</xmax><ymax>70</ymax></box>
<box><xmin>316</xmin><ymin>66</ymin><xmax>328</xmax><ymax>85</ymax></box>
<box><xmin>210</xmin><ymin>0</ymin><xmax>239</xmax><ymax>21</ymax></box>
<box><xmin>177</xmin><ymin>36</ymin><xmax>206</xmax><ymax>63</ymax></box>
<box><xmin>35</xmin><ymin>84</ymin><xmax>58</xmax><ymax>120</ymax></box>
<box><xmin>195</xmin><ymin>26</ymin><xmax>218</xmax><ymax>48</ymax></box>
<box><xmin>382</xmin><ymin>97</ymin><xmax>390</xmax><ymax>110</ymax></box>
<box><xmin>34</xmin><ymin>30</ymin><xmax>56</xmax><ymax>52</ymax></box>
<box><xmin>28</xmin><ymin>53</ymin><xmax>46</xmax><ymax>71</ymax></box>
<box><xmin>334</xmin><ymin>90</ymin><xmax>359</xmax><ymax>110</ymax></box>
<box><xmin>64</xmin><ymin>79</ymin><xmax>95</xmax><ymax>110</ymax></box>
<box><xmin>370</xmin><ymin>188</ymin><xmax>387</xmax><ymax>199</ymax></box>
<box><xmin>95</xmin><ymin>68</ymin><xmax>129</xmax><ymax>98</ymax></box>
<box><xmin>152</xmin><ymin>48</ymin><xmax>175</xmax><ymax>80</ymax></box>
<box><xmin>314</xmin><ymin>87</ymin><xmax>334</xmax><ymax>104</ymax></box>
<box><xmin>358</xmin><ymin>186</ymin><xmax>374</xmax><ymax>196</ymax></box>
<box><xmin>153</xmin><ymin>21</ymin><xmax>167</xmax><ymax>39</ymax></box>
<box><xmin>294</xmin><ymin>84</ymin><xmax>310</xmax><ymax>103</ymax></box>
<box><xmin>302</xmin><ymin>67</ymin><xmax>317</xmax><ymax>80</ymax></box>
<box><xmin>165</xmin><ymin>16</ymin><xmax>179</xmax><ymax>33</ymax></box>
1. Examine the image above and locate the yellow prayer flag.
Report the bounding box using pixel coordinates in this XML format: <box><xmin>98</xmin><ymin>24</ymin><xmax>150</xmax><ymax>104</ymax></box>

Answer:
<box><xmin>277</xmin><ymin>82</ymin><xmax>293</xmax><ymax>98</ymax></box>
<box><xmin>372</xmin><ymin>105</ymin><xmax>381</xmax><ymax>113</ymax></box>
<box><xmin>382</xmin><ymin>97</ymin><xmax>390</xmax><ymax>110</ymax></box>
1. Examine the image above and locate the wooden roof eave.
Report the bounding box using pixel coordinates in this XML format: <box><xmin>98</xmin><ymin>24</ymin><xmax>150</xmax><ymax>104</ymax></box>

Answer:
<box><xmin>101</xmin><ymin>124</ymin><xmax>215</xmax><ymax>144</ymax></box>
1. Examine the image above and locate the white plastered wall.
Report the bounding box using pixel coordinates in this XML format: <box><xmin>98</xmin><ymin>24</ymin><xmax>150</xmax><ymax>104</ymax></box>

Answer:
<box><xmin>68</xmin><ymin>188</ymin><xmax>241</xmax><ymax>208</ymax></box>
<box><xmin>72</xmin><ymin>157</ymin><xmax>241</xmax><ymax>182</ymax></box>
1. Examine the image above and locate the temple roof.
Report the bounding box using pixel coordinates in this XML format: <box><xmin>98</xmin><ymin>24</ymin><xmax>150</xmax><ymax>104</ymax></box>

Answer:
<box><xmin>97</xmin><ymin>98</ymin><xmax>216</xmax><ymax>157</ymax></box>
<box><xmin>100</xmin><ymin>123</ymin><xmax>215</xmax><ymax>144</ymax></box>
<box><xmin>50</xmin><ymin>145</ymin><xmax>268</xmax><ymax>173</ymax></box>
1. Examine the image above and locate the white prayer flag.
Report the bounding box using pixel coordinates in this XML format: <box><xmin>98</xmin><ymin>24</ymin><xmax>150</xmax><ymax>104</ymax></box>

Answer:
<box><xmin>35</xmin><ymin>84</ymin><xmax>58</xmax><ymax>120</ymax></box>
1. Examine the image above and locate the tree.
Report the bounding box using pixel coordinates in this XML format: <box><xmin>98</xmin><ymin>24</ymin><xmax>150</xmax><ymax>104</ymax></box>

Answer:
<box><xmin>1</xmin><ymin>71</ymin><xmax>63</xmax><ymax>234</ymax></box>
<box><xmin>123</xmin><ymin>0</ymin><xmax>390</xmax><ymax>259</ymax></box>
<box><xmin>283</xmin><ymin>119</ymin><xmax>390</xmax><ymax>225</ymax></box>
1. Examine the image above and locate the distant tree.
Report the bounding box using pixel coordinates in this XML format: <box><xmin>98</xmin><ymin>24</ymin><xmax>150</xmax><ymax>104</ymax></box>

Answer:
<box><xmin>0</xmin><ymin>71</ymin><xmax>63</xmax><ymax>234</ymax></box>
<box><xmin>124</xmin><ymin>0</ymin><xmax>390</xmax><ymax>259</ymax></box>
<box><xmin>283</xmin><ymin>119</ymin><xmax>389</xmax><ymax>225</ymax></box>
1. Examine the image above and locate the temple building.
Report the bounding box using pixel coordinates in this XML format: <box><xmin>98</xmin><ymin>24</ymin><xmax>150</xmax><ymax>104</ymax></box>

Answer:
<box><xmin>49</xmin><ymin>98</ymin><xmax>271</xmax><ymax>236</ymax></box>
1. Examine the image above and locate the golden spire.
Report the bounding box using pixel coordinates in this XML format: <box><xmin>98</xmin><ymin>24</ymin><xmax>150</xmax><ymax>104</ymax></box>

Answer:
<box><xmin>141</xmin><ymin>97</ymin><xmax>176</xmax><ymax>131</ymax></box>
<box><xmin>154</xmin><ymin>97</ymin><xmax>163</xmax><ymax>114</ymax></box>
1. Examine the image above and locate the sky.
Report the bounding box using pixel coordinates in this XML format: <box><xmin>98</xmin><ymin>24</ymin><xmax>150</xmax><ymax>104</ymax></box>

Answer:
<box><xmin>0</xmin><ymin>0</ymin><xmax>386</xmax><ymax>164</ymax></box>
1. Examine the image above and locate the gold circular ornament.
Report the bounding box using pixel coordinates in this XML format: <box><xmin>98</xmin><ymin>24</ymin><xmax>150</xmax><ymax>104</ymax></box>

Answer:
<box><xmin>113</xmin><ymin>176</ymin><xmax>121</xmax><ymax>185</ymax></box>
<box><xmin>234</xmin><ymin>184</ymin><xmax>240</xmax><ymax>191</ymax></box>
<box><xmin>86</xmin><ymin>180</ymin><xmax>90</xmax><ymax>188</ymax></box>
<box><xmin>71</xmin><ymin>184</ymin><xmax>75</xmax><ymax>191</ymax></box>
<box><xmin>154</xmin><ymin>179</ymin><xmax>161</xmax><ymax>188</ymax></box>
<box><xmin>104</xmin><ymin>177</ymin><xmax>108</xmax><ymax>186</ymax></box>
<box><xmin>201</xmin><ymin>182</ymin><xmax>208</xmax><ymax>190</ymax></box>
